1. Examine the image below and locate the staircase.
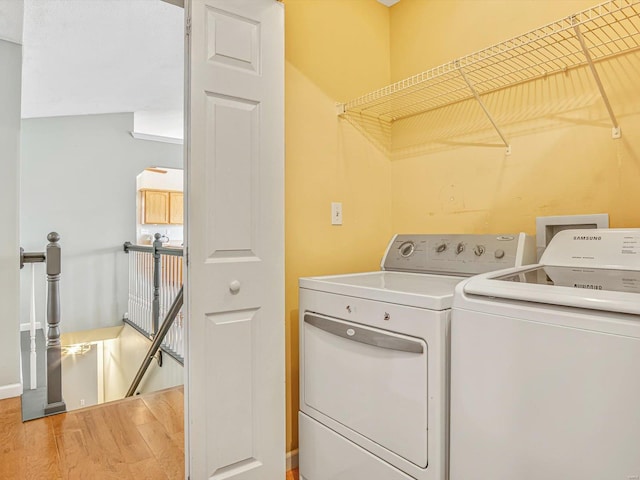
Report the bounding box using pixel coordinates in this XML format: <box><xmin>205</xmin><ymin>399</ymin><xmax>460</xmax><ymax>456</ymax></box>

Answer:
<box><xmin>19</xmin><ymin>233</ymin><xmax>185</xmax><ymax>420</ymax></box>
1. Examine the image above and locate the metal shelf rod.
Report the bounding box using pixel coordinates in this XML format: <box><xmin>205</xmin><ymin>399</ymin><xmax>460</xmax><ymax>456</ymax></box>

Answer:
<box><xmin>457</xmin><ymin>62</ymin><xmax>512</xmax><ymax>155</ymax></box>
<box><xmin>573</xmin><ymin>19</ymin><xmax>622</xmax><ymax>138</ymax></box>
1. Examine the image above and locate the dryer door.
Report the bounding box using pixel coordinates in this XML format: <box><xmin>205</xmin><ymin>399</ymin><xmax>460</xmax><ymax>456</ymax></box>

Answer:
<box><xmin>302</xmin><ymin>313</ymin><xmax>428</xmax><ymax>467</ymax></box>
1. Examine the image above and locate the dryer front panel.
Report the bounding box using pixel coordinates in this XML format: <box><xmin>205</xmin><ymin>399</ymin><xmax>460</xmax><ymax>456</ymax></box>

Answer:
<box><xmin>302</xmin><ymin>312</ymin><xmax>428</xmax><ymax>467</ymax></box>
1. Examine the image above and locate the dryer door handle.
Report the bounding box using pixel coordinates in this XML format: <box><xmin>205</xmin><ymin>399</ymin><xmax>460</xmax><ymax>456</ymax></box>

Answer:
<box><xmin>304</xmin><ymin>314</ymin><xmax>424</xmax><ymax>354</ymax></box>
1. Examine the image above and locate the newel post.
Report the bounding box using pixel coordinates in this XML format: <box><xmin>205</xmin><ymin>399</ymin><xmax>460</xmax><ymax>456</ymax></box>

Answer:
<box><xmin>44</xmin><ymin>232</ymin><xmax>66</xmax><ymax>415</ymax></box>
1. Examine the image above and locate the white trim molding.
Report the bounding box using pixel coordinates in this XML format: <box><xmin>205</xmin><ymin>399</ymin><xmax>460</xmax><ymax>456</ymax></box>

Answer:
<box><xmin>0</xmin><ymin>382</ymin><xmax>23</xmax><ymax>401</ymax></box>
<box><xmin>0</xmin><ymin>35</ymin><xmax>22</xmax><ymax>46</ymax></box>
<box><xmin>161</xmin><ymin>0</ymin><xmax>184</xmax><ymax>7</ymax></box>
<box><xmin>286</xmin><ymin>449</ymin><xmax>299</xmax><ymax>471</ymax></box>
<box><xmin>20</xmin><ymin>322</ymin><xmax>43</xmax><ymax>331</ymax></box>
<box><xmin>130</xmin><ymin>131</ymin><xmax>183</xmax><ymax>145</ymax></box>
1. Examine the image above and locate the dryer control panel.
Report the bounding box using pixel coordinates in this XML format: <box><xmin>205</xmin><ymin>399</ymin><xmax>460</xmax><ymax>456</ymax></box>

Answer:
<box><xmin>382</xmin><ymin>233</ymin><xmax>536</xmax><ymax>276</ymax></box>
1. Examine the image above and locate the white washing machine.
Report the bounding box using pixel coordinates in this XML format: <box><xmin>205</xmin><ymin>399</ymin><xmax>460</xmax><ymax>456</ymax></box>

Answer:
<box><xmin>299</xmin><ymin>233</ymin><xmax>535</xmax><ymax>480</ymax></box>
<box><xmin>450</xmin><ymin>228</ymin><xmax>640</xmax><ymax>480</ymax></box>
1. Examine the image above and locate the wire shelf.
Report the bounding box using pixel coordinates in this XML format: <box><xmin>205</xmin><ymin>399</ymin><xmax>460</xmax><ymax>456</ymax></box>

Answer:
<box><xmin>340</xmin><ymin>0</ymin><xmax>640</xmax><ymax>126</ymax></box>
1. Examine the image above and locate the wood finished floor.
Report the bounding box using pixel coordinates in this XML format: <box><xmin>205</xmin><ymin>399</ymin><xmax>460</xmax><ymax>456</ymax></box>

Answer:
<box><xmin>1</xmin><ymin>387</ymin><xmax>299</xmax><ymax>480</ymax></box>
<box><xmin>1</xmin><ymin>387</ymin><xmax>185</xmax><ymax>479</ymax></box>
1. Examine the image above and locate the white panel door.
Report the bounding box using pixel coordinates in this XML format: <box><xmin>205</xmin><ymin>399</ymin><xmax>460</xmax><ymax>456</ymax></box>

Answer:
<box><xmin>185</xmin><ymin>1</ymin><xmax>284</xmax><ymax>479</ymax></box>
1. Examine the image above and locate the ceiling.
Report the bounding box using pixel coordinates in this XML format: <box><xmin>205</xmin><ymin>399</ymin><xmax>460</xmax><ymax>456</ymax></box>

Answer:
<box><xmin>21</xmin><ymin>0</ymin><xmax>184</xmax><ymax>119</ymax></box>
<box><xmin>20</xmin><ymin>0</ymin><xmax>398</xmax><ymax>120</ymax></box>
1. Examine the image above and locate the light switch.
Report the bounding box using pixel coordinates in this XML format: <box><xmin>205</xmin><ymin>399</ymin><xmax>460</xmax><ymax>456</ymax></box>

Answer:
<box><xmin>331</xmin><ymin>202</ymin><xmax>343</xmax><ymax>225</ymax></box>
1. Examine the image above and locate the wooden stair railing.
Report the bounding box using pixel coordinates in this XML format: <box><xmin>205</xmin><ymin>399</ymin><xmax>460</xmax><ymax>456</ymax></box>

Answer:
<box><xmin>20</xmin><ymin>232</ymin><xmax>66</xmax><ymax>416</ymax></box>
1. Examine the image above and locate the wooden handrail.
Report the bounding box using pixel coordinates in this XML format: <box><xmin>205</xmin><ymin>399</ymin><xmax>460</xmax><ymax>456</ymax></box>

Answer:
<box><xmin>125</xmin><ymin>287</ymin><xmax>184</xmax><ymax>397</ymax></box>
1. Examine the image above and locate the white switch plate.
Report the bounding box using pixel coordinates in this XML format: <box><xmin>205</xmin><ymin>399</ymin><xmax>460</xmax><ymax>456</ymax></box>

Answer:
<box><xmin>331</xmin><ymin>202</ymin><xmax>343</xmax><ymax>225</ymax></box>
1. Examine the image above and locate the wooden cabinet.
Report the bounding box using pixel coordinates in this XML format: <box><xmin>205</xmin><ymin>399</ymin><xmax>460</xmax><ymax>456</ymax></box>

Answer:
<box><xmin>141</xmin><ymin>189</ymin><xmax>183</xmax><ymax>225</ymax></box>
<box><xmin>143</xmin><ymin>190</ymin><xmax>169</xmax><ymax>224</ymax></box>
<box><xmin>169</xmin><ymin>192</ymin><xmax>184</xmax><ymax>224</ymax></box>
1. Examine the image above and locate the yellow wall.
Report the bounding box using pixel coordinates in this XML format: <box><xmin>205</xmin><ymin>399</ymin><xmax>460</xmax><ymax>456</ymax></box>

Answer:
<box><xmin>390</xmin><ymin>0</ymin><xmax>599</xmax><ymax>81</ymax></box>
<box><xmin>389</xmin><ymin>0</ymin><xmax>640</xmax><ymax>234</ymax></box>
<box><xmin>284</xmin><ymin>0</ymin><xmax>640</xmax><ymax>454</ymax></box>
<box><xmin>284</xmin><ymin>0</ymin><xmax>392</xmax><ymax>452</ymax></box>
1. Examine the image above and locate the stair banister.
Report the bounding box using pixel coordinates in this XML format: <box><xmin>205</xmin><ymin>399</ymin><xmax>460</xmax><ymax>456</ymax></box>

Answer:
<box><xmin>44</xmin><ymin>232</ymin><xmax>66</xmax><ymax>415</ymax></box>
<box><xmin>125</xmin><ymin>286</ymin><xmax>183</xmax><ymax>397</ymax></box>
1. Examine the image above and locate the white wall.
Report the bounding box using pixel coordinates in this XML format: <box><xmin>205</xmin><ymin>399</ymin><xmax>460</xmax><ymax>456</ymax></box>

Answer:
<box><xmin>62</xmin><ymin>343</ymin><xmax>99</xmax><ymax>410</ymax></box>
<box><xmin>0</xmin><ymin>0</ymin><xmax>23</xmax><ymax>44</ymax></box>
<box><xmin>61</xmin><ymin>325</ymin><xmax>182</xmax><ymax>409</ymax></box>
<box><xmin>20</xmin><ymin>112</ymin><xmax>182</xmax><ymax>333</ymax></box>
<box><xmin>137</xmin><ymin>167</ymin><xmax>183</xmax><ymax>191</ymax></box>
<box><xmin>0</xmin><ymin>5</ymin><xmax>23</xmax><ymax>399</ymax></box>
<box><xmin>133</xmin><ymin>110</ymin><xmax>183</xmax><ymax>142</ymax></box>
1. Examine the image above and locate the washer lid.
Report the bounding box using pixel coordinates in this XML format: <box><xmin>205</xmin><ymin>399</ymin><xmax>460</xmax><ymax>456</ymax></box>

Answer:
<box><xmin>299</xmin><ymin>271</ymin><xmax>464</xmax><ymax>310</ymax></box>
<box><xmin>463</xmin><ymin>265</ymin><xmax>640</xmax><ymax>315</ymax></box>
<box><xmin>497</xmin><ymin>265</ymin><xmax>640</xmax><ymax>293</ymax></box>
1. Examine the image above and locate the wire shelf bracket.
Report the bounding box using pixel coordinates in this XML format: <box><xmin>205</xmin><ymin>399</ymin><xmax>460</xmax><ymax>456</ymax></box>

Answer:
<box><xmin>572</xmin><ymin>16</ymin><xmax>622</xmax><ymax>139</ymax></box>
<box><xmin>457</xmin><ymin>60</ymin><xmax>512</xmax><ymax>155</ymax></box>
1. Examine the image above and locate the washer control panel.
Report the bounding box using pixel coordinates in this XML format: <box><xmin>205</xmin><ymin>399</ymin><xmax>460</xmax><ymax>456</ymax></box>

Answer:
<box><xmin>382</xmin><ymin>233</ymin><xmax>535</xmax><ymax>276</ymax></box>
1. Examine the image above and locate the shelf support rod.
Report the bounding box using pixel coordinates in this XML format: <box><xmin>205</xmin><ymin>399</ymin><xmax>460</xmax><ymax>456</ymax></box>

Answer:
<box><xmin>572</xmin><ymin>19</ymin><xmax>621</xmax><ymax>139</ymax></box>
<box><xmin>457</xmin><ymin>62</ymin><xmax>511</xmax><ymax>155</ymax></box>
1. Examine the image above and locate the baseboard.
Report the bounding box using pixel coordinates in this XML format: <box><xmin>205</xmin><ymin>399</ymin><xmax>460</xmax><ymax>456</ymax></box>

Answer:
<box><xmin>20</xmin><ymin>322</ymin><xmax>43</xmax><ymax>332</ymax></box>
<box><xmin>0</xmin><ymin>383</ymin><xmax>23</xmax><ymax>401</ymax></box>
<box><xmin>286</xmin><ymin>449</ymin><xmax>299</xmax><ymax>471</ymax></box>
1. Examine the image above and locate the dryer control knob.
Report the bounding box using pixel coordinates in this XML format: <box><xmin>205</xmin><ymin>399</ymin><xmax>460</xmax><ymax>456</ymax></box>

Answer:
<box><xmin>456</xmin><ymin>242</ymin><xmax>465</xmax><ymax>255</ymax></box>
<box><xmin>399</xmin><ymin>241</ymin><xmax>415</xmax><ymax>257</ymax></box>
<box><xmin>436</xmin><ymin>243</ymin><xmax>447</xmax><ymax>253</ymax></box>
<box><xmin>494</xmin><ymin>249</ymin><xmax>505</xmax><ymax>259</ymax></box>
<box><xmin>473</xmin><ymin>245</ymin><xmax>486</xmax><ymax>256</ymax></box>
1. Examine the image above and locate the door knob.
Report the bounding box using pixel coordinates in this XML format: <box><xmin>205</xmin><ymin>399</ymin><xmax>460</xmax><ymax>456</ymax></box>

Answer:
<box><xmin>229</xmin><ymin>280</ymin><xmax>241</xmax><ymax>294</ymax></box>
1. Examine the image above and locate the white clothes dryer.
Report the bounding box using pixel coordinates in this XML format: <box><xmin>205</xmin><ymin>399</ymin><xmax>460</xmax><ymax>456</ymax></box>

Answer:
<box><xmin>299</xmin><ymin>233</ymin><xmax>535</xmax><ymax>480</ymax></box>
<box><xmin>450</xmin><ymin>228</ymin><xmax>640</xmax><ymax>480</ymax></box>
